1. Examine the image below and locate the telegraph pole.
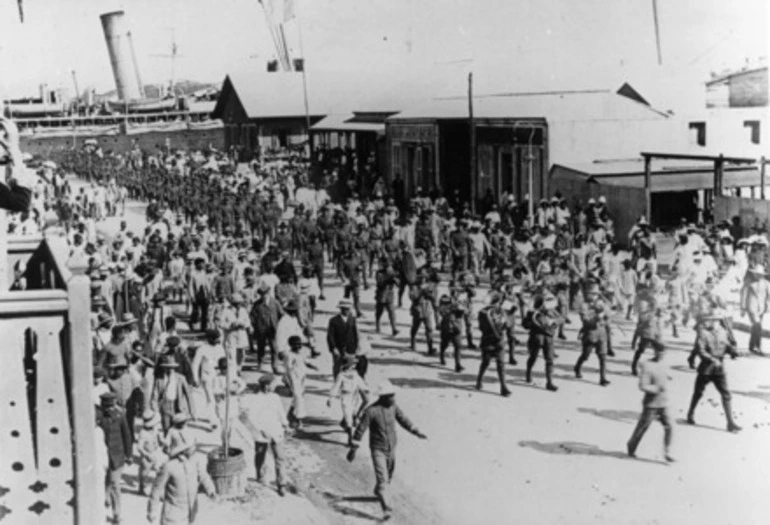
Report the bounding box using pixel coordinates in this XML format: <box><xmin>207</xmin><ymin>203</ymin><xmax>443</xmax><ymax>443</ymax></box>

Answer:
<box><xmin>468</xmin><ymin>72</ymin><xmax>476</xmax><ymax>212</ymax></box>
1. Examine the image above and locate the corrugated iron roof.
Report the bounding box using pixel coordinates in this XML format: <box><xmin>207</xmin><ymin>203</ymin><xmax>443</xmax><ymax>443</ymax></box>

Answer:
<box><xmin>705</xmin><ymin>66</ymin><xmax>767</xmax><ymax>87</ymax></box>
<box><xmin>390</xmin><ymin>90</ymin><xmax>669</xmax><ymax>122</ymax></box>
<box><xmin>553</xmin><ymin>162</ymin><xmax>760</xmax><ymax>192</ymax></box>
<box><xmin>310</xmin><ymin>114</ymin><xmax>385</xmax><ymax>133</ymax></box>
<box><xmin>215</xmin><ymin>68</ymin><xmax>442</xmax><ymax>120</ymax></box>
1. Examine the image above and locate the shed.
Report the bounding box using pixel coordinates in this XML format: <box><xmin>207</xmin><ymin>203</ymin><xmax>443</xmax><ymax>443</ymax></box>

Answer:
<box><xmin>212</xmin><ymin>72</ymin><xmax>335</xmax><ymax>160</ymax></box>
<box><xmin>550</xmin><ymin>159</ymin><xmax>761</xmax><ymax>243</ymax></box>
<box><xmin>387</xmin><ymin>87</ymin><xmax>669</xmax><ymax>212</ymax></box>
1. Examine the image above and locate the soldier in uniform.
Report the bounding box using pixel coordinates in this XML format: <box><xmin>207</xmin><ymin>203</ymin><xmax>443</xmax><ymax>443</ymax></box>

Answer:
<box><xmin>334</xmin><ymin>218</ymin><xmax>353</xmax><ymax>280</ymax></box>
<box><xmin>303</xmin><ymin>234</ymin><xmax>326</xmax><ymax>300</ymax></box>
<box><xmin>374</xmin><ymin>258</ymin><xmax>399</xmax><ymax>336</ymax></box>
<box><xmin>414</xmin><ymin>211</ymin><xmax>435</xmax><ymax>264</ymax></box>
<box><xmin>368</xmin><ymin>216</ymin><xmax>386</xmax><ymax>278</ymax></box>
<box><xmin>451</xmin><ymin>271</ymin><xmax>477</xmax><ymax>350</ymax></box>
<box><xmin>449</xmin><ymin>219</ymin><xmax>472</xmax><ymax>284</ymax></box>
<box><xmin>353</xmin><ymin>222</ymin><xmax>371</xmax><ymax>290</ymax></box>
<box><xmin>487</xmin><ymin>225</ymin><xmax>508</xmax><ymax>282</ymax></box>
<box><xmin>438</xmin><ymin>295</ymin><xmax>465</xmax><ymax>372</ymax></box>
<box><xmin>631</xmin><ymin>298</ymin><xmax>663</xmax><ymax>376</ymax></box>
<box><xmin>409</xmin><ymin>270</ymin><xmax>437</xmax><ymax>355</ymax></box>
<box><xmin>275</xmin><ymin>223</ymin><xmax>293</xmax><ymax>254</ymax></box>
<box><xmin>340</xmin><ymin>245</ymin><xmax>364</xmax><ymax>317</ymax></box>
<box><xmin>686</xmin><ymin>315</ymin><xmax>742</xmax><ymax>433</ymax></box>
<box><xmin>574</xmin><ymin>286</ymin><xmax>611</xmax><ymax>386</ymax></box>
<box><xmin>475</xmin><ymin>292</ymin><xmax>512</xmax><ymax>397</ymax></box>
<box><xmin>524</xmin><ymin>294</ymin><xmax>563</xmax><ymax>391</ymax></box>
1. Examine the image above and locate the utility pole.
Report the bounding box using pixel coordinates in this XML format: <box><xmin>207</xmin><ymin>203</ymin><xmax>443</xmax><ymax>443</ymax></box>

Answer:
<box><xmin>652</xmin><ymin>0</ymin><xmax>663</xmax><ymax>65</ymax></box>
<box><xmin>468</xmin><ymin>72</ymin><xmax>476</xmax><ymax>213</ymax></box>
<box><xmin>525</xmin><ymin>129</ymin><xmax>536</xmax><ymax>224</ymax></box>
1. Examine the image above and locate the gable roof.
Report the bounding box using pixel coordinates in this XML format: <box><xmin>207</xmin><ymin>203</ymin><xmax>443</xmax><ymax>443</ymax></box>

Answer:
<box><xmin>212</xmin><ymin>67</ymin><xmax>441</xmax><ymax>121</ymax></box>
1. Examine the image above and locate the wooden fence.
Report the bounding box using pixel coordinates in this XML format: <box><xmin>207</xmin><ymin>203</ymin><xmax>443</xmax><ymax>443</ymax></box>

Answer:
<box><xmin>714</xmin><ymin>195</ymin><xmax>770</xmax><ymax>232</ymax></box>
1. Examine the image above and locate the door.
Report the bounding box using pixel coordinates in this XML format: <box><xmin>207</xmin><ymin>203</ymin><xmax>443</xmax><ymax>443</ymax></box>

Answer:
<box><xmin>477</xmin><ymin>144</ymin><xmax>496</xmax><ymax>210</ymax></box>
<box><xmin>500</xmin><ymin>149</ymin><xmax>514</xmax><ymax>196</ymax></box>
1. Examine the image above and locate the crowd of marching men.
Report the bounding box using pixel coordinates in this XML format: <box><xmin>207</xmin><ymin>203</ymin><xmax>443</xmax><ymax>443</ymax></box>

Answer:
<box><xmin>7</xmin><ymin>140</ymin><xmax>770</xmax><ymax>523</ymax></box>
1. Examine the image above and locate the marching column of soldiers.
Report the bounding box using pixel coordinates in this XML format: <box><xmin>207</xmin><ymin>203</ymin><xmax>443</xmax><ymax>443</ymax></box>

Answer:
<box><xmin>59</xmin><ymin>143</ymin><xmax>770</xmax><ymax>505</ymax></box>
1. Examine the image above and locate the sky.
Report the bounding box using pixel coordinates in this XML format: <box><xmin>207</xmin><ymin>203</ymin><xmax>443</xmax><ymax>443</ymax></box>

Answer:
<box><xmin>0</xmin><ymin>0</ymin><xmax>767</xmax><ymax>106</ymax></box>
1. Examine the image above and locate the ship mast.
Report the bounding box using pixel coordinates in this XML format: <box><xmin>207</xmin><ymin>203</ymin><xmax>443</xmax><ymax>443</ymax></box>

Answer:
<box><xmin>151</xmin><ymin>28</ymin><xmax>182</xmax><ymax>95</ymax></box>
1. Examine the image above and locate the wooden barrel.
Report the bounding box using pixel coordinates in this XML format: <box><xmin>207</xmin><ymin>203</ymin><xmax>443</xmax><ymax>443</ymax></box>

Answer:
<box><xmin>207</xmin><ymin>447</ymin><xmax>246</xmax><ymax>497</ymax></box>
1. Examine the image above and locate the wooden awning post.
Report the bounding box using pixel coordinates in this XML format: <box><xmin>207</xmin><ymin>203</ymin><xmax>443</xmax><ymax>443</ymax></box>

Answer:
<box><xmin>714</xmin><ymin>154</ymin><xmax>724</xmax><ymax>197</ymax></box>
<box><xmin>644</xmin><ymin>155</ymin><xmax>652</xmax><ymax>222</ymax></box>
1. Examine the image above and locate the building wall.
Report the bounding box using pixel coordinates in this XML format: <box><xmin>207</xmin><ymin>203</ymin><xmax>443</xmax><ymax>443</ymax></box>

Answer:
<box><xmin>550</xmin><ymin>166</ymin><xmax>646</xmax><ymax>246</ymax></box>
<box><xmin>386</xmin><ymin>121</ymin><xmax>439</xmax><ymax>198</ymax></box>
<box><xmin>706</xmin><ymin>81</ymin><xmax>730</xmax><ymax>108</ymax></box>
<box><xmin>679</xmin><ymin>108</ymin><xmax>769</xmax><ymax>158</ymax></box>
<box><xmin>714</xmin><ymin>195</ymin><xmax>770</xmax><ymax>231</ymax></box>
<box><xmin>548</xmin><ymin>118</ymin><xmax>680</xmax><ymax>166</ymax></box>
<box><xmin>728</xmin><ymin>69</ymin><xmax>768</xmax><ymax>108</ymax></box>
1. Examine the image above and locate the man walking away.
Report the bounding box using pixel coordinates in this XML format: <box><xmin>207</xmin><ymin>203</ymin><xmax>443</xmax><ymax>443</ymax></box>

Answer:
<box><xmin>347</xmin><ymin>382</ymin><xmax>427</xmax><ymax>521</ymax></box>
<box><xmin>627</xmin><ymin>343</ymin><xmax>674</xmax><ymax>462</ymax></box>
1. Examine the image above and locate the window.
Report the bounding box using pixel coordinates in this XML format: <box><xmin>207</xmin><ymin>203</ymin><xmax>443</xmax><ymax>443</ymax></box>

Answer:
<box><xmin>744</xmin><ymin>120</ymin><xmax>761</xmax><ymax>145</ymax></box>
<box><xmin>688</xmin><ymin>122</ymin><xmax>706</xmax><ymax>147</ymax></box>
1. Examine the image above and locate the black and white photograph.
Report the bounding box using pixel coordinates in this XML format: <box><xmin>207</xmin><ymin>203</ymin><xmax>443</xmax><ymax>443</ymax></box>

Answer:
<box><xmin>0</xmin><ymin>1</ymin><xmax>768</xmax><ymax>524</ymax></box>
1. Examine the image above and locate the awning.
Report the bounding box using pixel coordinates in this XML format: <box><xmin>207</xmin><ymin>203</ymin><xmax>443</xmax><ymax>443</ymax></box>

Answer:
<box><xmin>310</xmin><ymin>114</ymin><xmax>384</xmax><ymax>133</ymax></box>
<box><xmin>554</xmin><ymin>161</ymin><xmax>761</xmax><ymax>193</ymax></box>
<box><xmin>590</xmin><ymin>167</ymin><xmax>760</xmax><ymax>192</ymax></box>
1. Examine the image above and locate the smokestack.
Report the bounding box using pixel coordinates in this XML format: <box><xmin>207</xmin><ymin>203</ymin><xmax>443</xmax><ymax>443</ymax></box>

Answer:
<box><xmin>100</xmin><ymin>10</ymin><xmax>144</xmax><ymax>101</ymax></box>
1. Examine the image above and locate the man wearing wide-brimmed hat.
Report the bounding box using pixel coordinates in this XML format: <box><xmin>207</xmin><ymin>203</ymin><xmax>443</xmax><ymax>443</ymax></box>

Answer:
<box><xmin>151</xmin><ymin>354</ymin><xmax>194</xmax><ymax>433</ymax></box>
<box><xmin>98</xmin><ymin>391</ymin><xmax>133</xmax><ymax>525</ymax></box>
<box><xmin>250</xmin><ymin>282</ymin><xmax>284</xmax><ymax>373</ymax></box>
<box><xmin>329</xmin><ymin>354</ymin><xmax>369</xmax><ymax>445</ymax></box>
<box><xmin>275</xmin><ymin>298</ymin><xmax>304</xmax><ymax>359</ymax></box>
<box><xmin>327</xmin><ymin>299</ymin><xmax>360</xmax><ymax>378</ymax></box>
<box><xmin>219</xmin><ymin>292</ymin><xmax>251</xmax><ymax>373</ymax></box>
<box><xmin>136</xmin><ymin>409</ymin><xmax>167</xmax><ymax>496</ymax></box>
<box><xmin>740</xmin><ymin>263</ymin><xmax>770</xmax><ymax>356</ymax></box>
<box><xmin>686</xmin><ymin>314</ymin><xmax>742</xmax><ymax>433</ymax></box>
<box><xmin>188</xmin><ymin>256</ymin><xmax>212</xmax><ymax>332</ymax></box>
<box><xmin>242</xmin><ymin>373</ymin><xmax>290</xmax><ymax>496</ymax></box>
<box><xmin>348</xmin><ymin>381</ymin><xmax>426</xmax><ymax>521</ymax></box>
<box><xmin>148</xmin><ymin>435</ymin><xmax>217</xmax><ymax>525</ymax></box>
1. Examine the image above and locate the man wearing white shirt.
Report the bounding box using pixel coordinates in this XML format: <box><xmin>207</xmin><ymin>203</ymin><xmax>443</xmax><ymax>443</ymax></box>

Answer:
<box><xmin>275</xmin><ymin>299</ymin><xmax>304</xmax><ymax>358</ymax></box>
<box><xmin>484</xmin><ymin>205</ymin><xmax>501</xmax><ymax>225</ymax></box>
<box><xmin>242</xmin><ymin>374</ymin><xmax>289</xmax><ymax>496</ymax></box>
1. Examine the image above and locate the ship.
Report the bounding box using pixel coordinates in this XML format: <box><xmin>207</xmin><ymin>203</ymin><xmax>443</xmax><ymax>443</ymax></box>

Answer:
<box><xmin>5</xmin><ymin>10</ymin><xmax>223</xmax><ymax>156</ymax></box>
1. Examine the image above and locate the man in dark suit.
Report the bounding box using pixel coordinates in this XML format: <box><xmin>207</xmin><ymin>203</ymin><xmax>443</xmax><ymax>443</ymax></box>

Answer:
<box><xmin>274</xmin><ymin>250</ymin><xmax>297</xmax><ymax>285</ymax></box>
<box><xmin>98</xmin><ymin>392</ymin><xmax>133</xmax><ymax>525</ymax></box>
<box><xmin>250</xmin><ymin>283</ymin><xmax>285</xmax><ymax>373</ymax></box>
<box><xmin>327</xmin><ymin>299</ymin><xmax>363</xmax><ymax>378</ymax></box>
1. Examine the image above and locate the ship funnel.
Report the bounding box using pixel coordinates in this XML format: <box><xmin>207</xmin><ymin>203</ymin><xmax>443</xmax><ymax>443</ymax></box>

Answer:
<box><xmin>100</xmin><ymin>10</ymin><xmax>145</xmax><ymax>101</ymax></box>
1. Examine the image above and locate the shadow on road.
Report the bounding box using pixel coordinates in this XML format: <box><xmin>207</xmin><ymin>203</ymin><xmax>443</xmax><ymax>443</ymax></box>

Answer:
<box><xmin>321</xmin><ymin>491</ymin><xmax>382</xmax><ymax>522</ymax></box>
<box><xmin>577</xmin><ymin>407</ymin><xmax>640</xmax><ymax>424</ymax></box>
<box><xmin>518</xmin><ymin>440</ymin><xmax>665</xmax><ymax>465</ymax></box>
<box><xmin>733</xmin><ymin>389</ymin><xmax>770</xmax><ymax>403</ymax></box>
